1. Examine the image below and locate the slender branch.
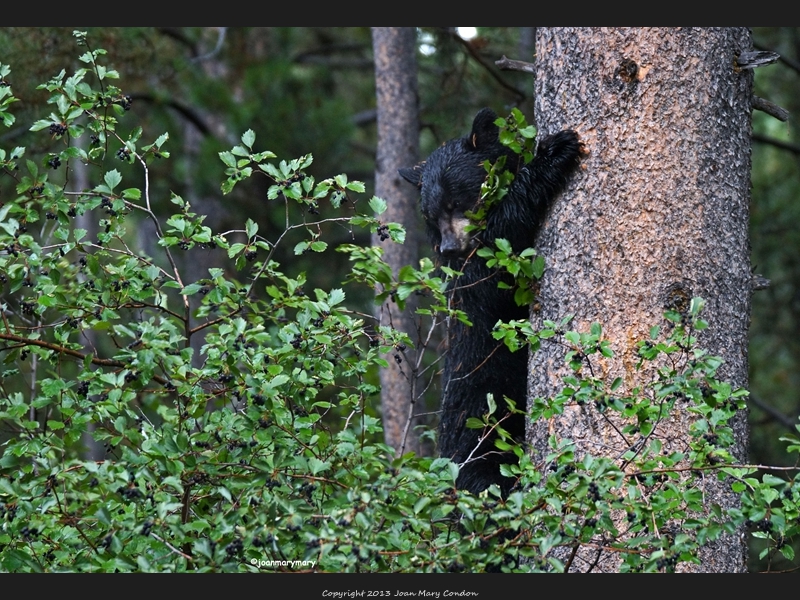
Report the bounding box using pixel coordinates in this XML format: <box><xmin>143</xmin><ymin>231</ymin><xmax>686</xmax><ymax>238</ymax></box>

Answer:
<box><xmin>754</xmin><ymin>40</ymin><xmax>800</xmax><ymax>76</ymax></box>
<box><xmin>748</xmin><ymin>393</ymin><xmax>799</xmax><ymax>432</ymax></box>
<box><xmin>188</xmin><ymin>310</ymin><xmax>242</xmax><ymax>336</ymax></box>
<box><xmin>444</xmin><ymin>29</ymin><xmax>527</xmax><ymax>102</ymax></box>
<box><xmin>495</xmin><ymin>55</ymin><xmax>536</xmax><ymax>75</ymax></box>
<box><xmin>0</xmin><ymin>331</ymin><xmax>168</xmax><ymax>385</ymax></box>
<box><xmin>752</xmin><ymin>132</ymin><xmax>800</xmax><ymax>155</ymax></box>
<box><xmin>156</xmin><ymin>27</ymin><xmax>199</xmax><ymax>57</ymax></box>
<box><xmin>753</xmin><ymin>95</ymin><xmax>790</xmax><ymax>121</ymax></box>
<box><xmin>129</xmin><ymin>93</ymin><xmax>211</xmax><ymax>136</ymax></box>
<box><xmin>150</xmin><ymin>532</ymin><xmax>193</xmax><ymax>561</ymax></box>
<box><xmin>629</xmin><ymin>463</ymin><xmax>800</xmax><ymax>477</ymax></box>
<box><xmin>192</xmin><ymin>27</ymin><xmax>227</xmax><ymax>63</ymax></box>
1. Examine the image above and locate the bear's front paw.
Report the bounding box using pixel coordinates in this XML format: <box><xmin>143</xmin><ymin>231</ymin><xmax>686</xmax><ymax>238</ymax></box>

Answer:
<box><xmin>538</xmin><ymin>129</ymin><xmax>583</xmax><ymax>166</ymax></box>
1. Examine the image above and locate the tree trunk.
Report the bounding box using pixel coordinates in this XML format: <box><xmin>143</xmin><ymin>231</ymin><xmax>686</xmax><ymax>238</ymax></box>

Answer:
<box><xmin>371</xmin><ymin>27</ymin><xmax>424</xmax><ymax>456</ymax></box>
<box><xmin>530</xmin><ymin>27</ymin><xmax>752</xmax><ymax>572</ymax></box>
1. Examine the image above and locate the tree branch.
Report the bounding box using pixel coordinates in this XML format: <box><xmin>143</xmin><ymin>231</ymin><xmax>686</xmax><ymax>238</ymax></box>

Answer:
<box><xmin>752</xmin><ymin>132</ymin><xmax>800</xmax><ymax>155</ymax></box>
<box><xmin>129</xmin><ymin>93</ymin><xmax>211</xmax><ymax>136</ymax></box>
<box><xmin>0</xmin><ymin>332</ymin><xmax>169</xmax><ymax>386</ymax></box>
<box><xmin>444</xmin><ymin>29</ymin><xmax>527</xmax><ymax>102</ymax></box>
<box><xmin>495</xmin><ymin>55</ymin><xmax>536</xmax><ymax>75</ymax></box>
<box><xmin>753</xmin><ymin>95</ymin><xmax>790</xmax><ymax>122</ymax></box>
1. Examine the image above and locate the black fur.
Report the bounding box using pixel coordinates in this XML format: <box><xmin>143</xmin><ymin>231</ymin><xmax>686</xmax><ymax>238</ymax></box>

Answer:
<box><xmin>400</xmin><ymin>108</ymin><xmax>582</xmax><ymax>495</ymax></box>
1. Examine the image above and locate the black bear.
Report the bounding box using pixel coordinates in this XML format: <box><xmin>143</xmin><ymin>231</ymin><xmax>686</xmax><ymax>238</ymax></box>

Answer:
<box><xmin>399</xmin><ymin>108</ymin><xmax>582</xmax><ymax>495</ymax></box>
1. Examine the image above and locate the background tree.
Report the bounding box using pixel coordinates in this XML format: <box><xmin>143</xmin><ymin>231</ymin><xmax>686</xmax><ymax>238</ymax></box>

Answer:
<box><xmin>370</xmin><ymin>27</ymin><xmax>424</xmax><ymax>456</ymax></box>
<box><xmin>528</xmin><ymin>27</ymin><xmax>754</xmax><ymax>572</ymax></box>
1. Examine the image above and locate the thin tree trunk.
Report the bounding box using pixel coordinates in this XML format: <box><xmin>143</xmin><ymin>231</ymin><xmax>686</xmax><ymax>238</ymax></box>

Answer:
<box><xmin>73</xmin><ymin>143</ymin><xmax>105</xmax><ymax>461</ymax></box>
<box><xmin>371</xmin><ymin>27</ymin><xmax>423</xmax><ymax>456</ymax></box>
<box><xmin>530</xmin><ymin>27</ymin><xmax>752</xmax><ymax>572</ymax></box>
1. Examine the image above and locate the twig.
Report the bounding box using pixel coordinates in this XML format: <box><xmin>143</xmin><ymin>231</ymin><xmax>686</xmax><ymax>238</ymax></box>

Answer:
<box><xmin>748</xmin><ymin>393</ymin><xmax>799</xmax><ymax>431</ymax></box>
<box><xmin>753</xmin><ymin>96</ymin><xmax>790</xmax><ymax>122</ymax></box>
<box><xmin>495</xmin><ymin>55</ymin><xmax>536</xmax><ymax>75</ymax></box>
<box><xmin>150</xmin><ymin>532</ymin><xmax>193</xmax><ymax>561</ymax></box>
<box><xmin>0</xmin><ymin>331</ymin><xmax>168</xmax><ymax>386</ymax></box>
<box><xmin>445</xmin><ymin>29</ymin><xmax>527</xmax><ymax>102</ymax></box>
<box><xmin>752</xmin><ymin>132</ymin><xmax>800</xmax><ymax>155</ymax></box>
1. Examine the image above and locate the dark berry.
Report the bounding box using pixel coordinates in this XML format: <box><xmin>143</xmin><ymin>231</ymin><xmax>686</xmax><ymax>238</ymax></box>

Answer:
<box><xmin>49</xmin><ymin>123</ymin><xmax>67</xmax><ymax>137</ymax></box>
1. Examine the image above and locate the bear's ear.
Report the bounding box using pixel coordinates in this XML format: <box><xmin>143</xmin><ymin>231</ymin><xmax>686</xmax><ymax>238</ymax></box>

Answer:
<box><xmin>399</xmin><ymin>162</ymin><xmax>424</xmax><ymax>188</ymax></box>
<box><xmin>469</xmin><ymin>108</ymin><xmax>500</xmax><ymax>150</ymax></box>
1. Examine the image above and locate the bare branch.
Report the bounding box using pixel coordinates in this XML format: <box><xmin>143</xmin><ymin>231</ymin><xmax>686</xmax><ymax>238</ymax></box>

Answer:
<box><xmin>495</xmin><ymin>55</ymin><xmax>536</xmax><ymax>75</ymax></box>
<box><xmin>748</xmin><ymin>393</ymin><xmax>799</xmax><ymax>432</ymax></box>
<box><xmin>752</xmin><ymin>132</ymin><xmax>800</xmax><ymax>155</ymax></box>
<box><xmin>444</xmin><ymin>29</ymin><xmax>527</xmax><ymax>102</ymax></box>
<box><xmin>753</xmin><ymin>95</ymin><xmax>790</xmax><ymax>122</ymax></box>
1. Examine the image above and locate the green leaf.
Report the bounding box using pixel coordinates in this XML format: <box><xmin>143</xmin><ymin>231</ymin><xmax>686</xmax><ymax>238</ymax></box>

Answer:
<box><xmin>227</xmin><ymin>243</ymin><xmax>246</xmax><ymax>258</ymax></box>
<box><xmin>494</xmin><ymin>238</ymin><xmax>512</xmax><ymax>254</ymax></box>
<box><xmin>329</xmin><ymin>288</ymin><xmax>345</xmax><ymax>306</ymax></box>
<box><xmin>180</xmin><ymin>283</ymin><xmax>203</xmax><ymax>295</ymax></box>
<box><xmin>104</xmin><ymin>169</ymin><xmax>122</xmax><ymax>191</ymax></box>
<box><xmin>368</xmin><ymin>196</ymin><xmax>387</xmax><ymax>215</ymax></box>
<box><xmin>219</xmin><ymin>151</ymin><xmax>236</xmax><ymax>168</ymax></box>
<box><xmin>346</xmin><ymin>181</ymin><xmax>365</xmax><ymax>192</ymax></box>
<box><xmin>413</xmin><ymin>497</ymin><xmax>431</xmax><ymax>515</ymax></box>
<box><xmin>241</xmin><ymin>129</ymin><xmax>255</xmax><ymax>149</ymax></box>
<box><xmin>308</xmin><ymin>457</ymin><xmax>330</xmax><ymax>475</ymax></box>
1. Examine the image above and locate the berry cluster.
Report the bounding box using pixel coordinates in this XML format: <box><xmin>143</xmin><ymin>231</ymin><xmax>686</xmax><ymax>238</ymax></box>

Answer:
<box><xmin>252</xmin><ymin>533</ymin><xmax>276</xmax><ymax>547</ymax></box>
<box><xmin>140</xmin><ymin>520</ymin><xmax>154</xmax><ymax>536</ymax></box>
<box><xmin>225</xmin><ymin>538</ymin><xmax>244</xmax><ymax>558</ymax></box>
<box><xmin>100</xmin><ymin>196</ymin><xmax>118</xmax><ymax>217</ymax></box>
<box><xmin>655</xmin><ymin>553</ymin><xmax>679</xmax><ymax>572</ymax></box>
<box><xmin>587</xmin><ymin>481</ymin><xmax>601</xmax><ymax>502</ymax></box>
<box><xmin>49</xmin><ymin>122</ymin><xmax>67</xmax><ymax>137</ymax></box>
<box><xmin>118</xmin><ymin>485</ymin><xmax>142</xmax><ymax>501</ymax></box>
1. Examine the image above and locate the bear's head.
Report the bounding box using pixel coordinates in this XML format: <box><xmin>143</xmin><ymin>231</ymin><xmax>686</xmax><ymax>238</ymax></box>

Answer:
<box><xmin>399</xmin><ymin>108</ymin><xmax>519</xmax><ymax>259</ymax></box>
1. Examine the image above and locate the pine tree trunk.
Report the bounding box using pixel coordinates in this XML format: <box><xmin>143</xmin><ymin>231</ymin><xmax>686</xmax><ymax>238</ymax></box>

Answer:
<box><xmin>371</xmin><ymin>27</ymin><xmax>424</xmax><ymax>456</ymax></box>
<box><xmin>530</xmin><ymin>27</ymin><xmax>753</xmax><ymax>572</ymax></box>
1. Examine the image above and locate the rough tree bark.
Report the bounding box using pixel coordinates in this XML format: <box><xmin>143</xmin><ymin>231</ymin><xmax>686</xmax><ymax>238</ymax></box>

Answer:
<box><xmin>529</xmin><ymin>27</ymin><xmax>752</xmax><ymax>572</ymax></box>
<box><xmin>371</xmin><ymin>27</ymin><xmax>423</xmax><ymax>456</ymax></box>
